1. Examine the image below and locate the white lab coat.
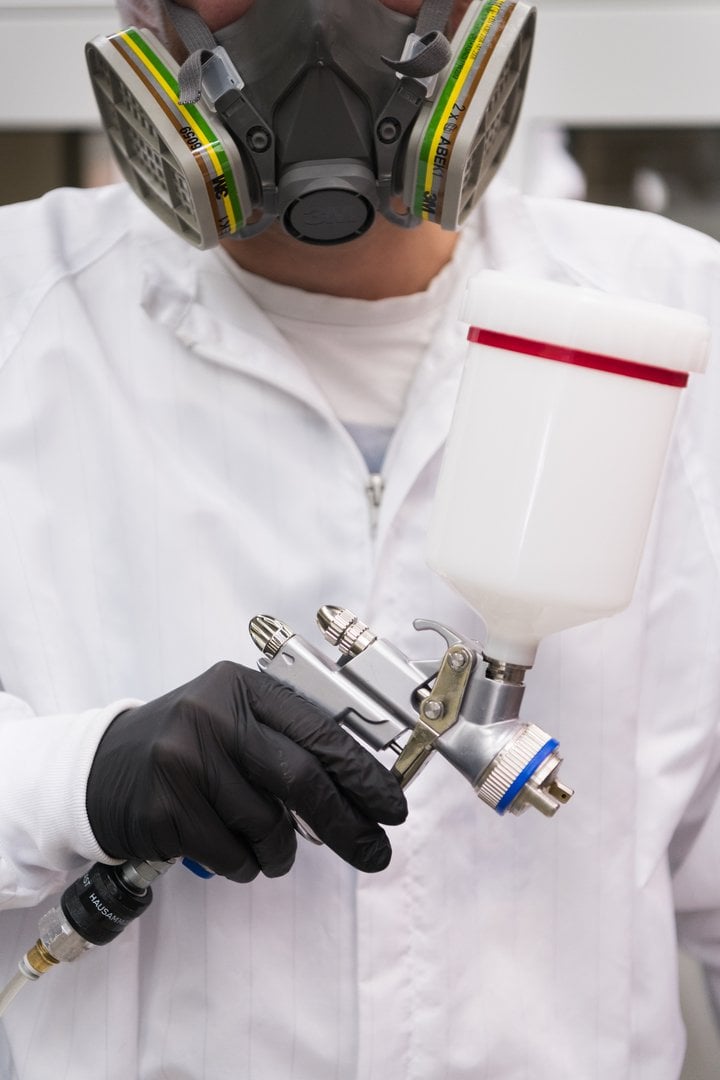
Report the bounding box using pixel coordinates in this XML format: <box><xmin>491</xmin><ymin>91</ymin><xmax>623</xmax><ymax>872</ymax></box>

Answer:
<box><xmin>0</xmin><ymin>181</ymin><xmax>719</xmax><ymax>1079</ymax></box>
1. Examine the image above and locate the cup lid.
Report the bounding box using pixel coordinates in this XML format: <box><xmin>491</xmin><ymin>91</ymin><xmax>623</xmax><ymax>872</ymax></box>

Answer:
<box><xmin>462</xmin><ymin>270</ymin><xmax>710</xmax><ymax>376</ymax></box>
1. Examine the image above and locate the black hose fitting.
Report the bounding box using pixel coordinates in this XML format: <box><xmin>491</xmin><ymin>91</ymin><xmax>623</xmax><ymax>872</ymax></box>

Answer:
<box><xmin>60</xmin><ymin>862</ymin><xmax>153</xmax><ymax>946</ymax></box>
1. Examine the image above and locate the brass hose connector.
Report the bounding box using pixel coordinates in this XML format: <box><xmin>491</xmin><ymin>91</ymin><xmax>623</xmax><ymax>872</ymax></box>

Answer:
<box><xmin>23</xmin><ymin>940</ymin><xmax>60</xmax><ymax>976</ymax></box>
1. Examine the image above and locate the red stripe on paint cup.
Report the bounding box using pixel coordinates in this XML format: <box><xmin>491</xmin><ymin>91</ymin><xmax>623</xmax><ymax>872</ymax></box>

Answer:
<box><xmin>467</xmin><ymin>327</ymin><xmax>689</xmax><ymax>388</ymax></box>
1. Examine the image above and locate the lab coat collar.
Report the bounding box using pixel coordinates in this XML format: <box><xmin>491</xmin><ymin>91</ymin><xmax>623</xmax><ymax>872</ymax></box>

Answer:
<box><xmin>138</xmin><ymin>237</ymin><xmax>335</xmax><ymax>417</ymax></box>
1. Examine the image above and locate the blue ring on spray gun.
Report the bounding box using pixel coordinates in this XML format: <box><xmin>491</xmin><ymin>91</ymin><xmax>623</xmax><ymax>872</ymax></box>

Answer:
<box><xmin>496</xmin><ymin>739</ymin><xmax>559</xmax><ymax>814</ymax></box>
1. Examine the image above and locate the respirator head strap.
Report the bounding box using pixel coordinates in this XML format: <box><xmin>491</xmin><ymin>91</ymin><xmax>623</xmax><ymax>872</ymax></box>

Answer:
<box><xmin>163</xmin><ymin>0</ymin><xmax>222</xmax><ymax>104</ymax></box>
<box><xmin>382</xmin><ymin>0</ymin><xmax>456</xmax><ymax>79</ymax></box>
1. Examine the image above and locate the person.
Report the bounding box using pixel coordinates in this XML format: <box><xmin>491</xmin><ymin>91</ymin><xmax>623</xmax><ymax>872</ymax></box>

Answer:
<box><xmin>0</xmin><ymin>1</ymin><xmax>719</xmax><ymax>1077</ymax></box>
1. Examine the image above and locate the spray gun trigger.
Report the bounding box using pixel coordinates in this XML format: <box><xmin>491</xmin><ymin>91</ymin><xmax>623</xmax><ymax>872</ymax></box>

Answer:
<box><xmin>412</xmin><ymin>618</ymin><xmax>477</xmax><ymax>654</ymax></box>
<box><xmin>392</xmin><ymin>638</ymin><xmax>475</xmax><ymax>788</ymax></box>
<box><xmin>290</xmin><ymin>811</ymin><xmax>323</xmax><ymax>845</ymax></box>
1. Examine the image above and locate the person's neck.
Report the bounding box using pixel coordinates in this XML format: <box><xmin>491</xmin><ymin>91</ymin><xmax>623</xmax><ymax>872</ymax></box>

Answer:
<box><xmin>220</xmin><ymin>216</ymin><xmax>459</xmax><ymax>300</ymax></box>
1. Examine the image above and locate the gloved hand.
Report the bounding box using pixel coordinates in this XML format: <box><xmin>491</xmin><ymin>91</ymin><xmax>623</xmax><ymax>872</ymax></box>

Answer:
<box><xmin>86</xmin><ymin>662</ymin><xmax>407</xmax><ymax>882</ymax></box>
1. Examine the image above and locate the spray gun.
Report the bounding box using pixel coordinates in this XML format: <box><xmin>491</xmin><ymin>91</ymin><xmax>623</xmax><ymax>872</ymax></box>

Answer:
<box><xmin>251</xmin><ymin>271</ymin><xmax>709</xmax><ymax>826</ymax></box>
<box><xmin>1</xmin><ymin>274</ymin><xmax>708</xmax><ymax>1021</ymax></box>
<box><xmin>250</xmin><ymin>606</ymin><xmax>573</xmax><ymax>817</ymax></box>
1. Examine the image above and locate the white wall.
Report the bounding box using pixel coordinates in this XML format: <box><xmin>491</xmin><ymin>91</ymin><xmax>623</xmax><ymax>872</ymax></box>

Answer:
<box><xmin>505</xmin><ymin>0</ymin><xmax>720</xmax><ymax>186</ymax></box>
<box><xmin>0</xmin><ymin>2</ymin><xmax>117</xmax><ymax>128</ymax></box>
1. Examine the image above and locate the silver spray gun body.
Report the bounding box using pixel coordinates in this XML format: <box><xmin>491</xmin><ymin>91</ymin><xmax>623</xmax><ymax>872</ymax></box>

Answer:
<box><xmin>250</xmin><ymin>605</ymin><xmax>573</xmax><ymax>818</ymax></box>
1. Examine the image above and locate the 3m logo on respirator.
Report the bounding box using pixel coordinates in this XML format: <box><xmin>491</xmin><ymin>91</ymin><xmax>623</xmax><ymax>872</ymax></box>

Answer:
<box><xmin>302</xmin><ymin>207</ymin><xmax>361</xmax><ymax>227</ymax></box>
<box><xmin>212</xmin><ymin>176</ymin><xmax>230</xmax><ymax>200</ymax></box>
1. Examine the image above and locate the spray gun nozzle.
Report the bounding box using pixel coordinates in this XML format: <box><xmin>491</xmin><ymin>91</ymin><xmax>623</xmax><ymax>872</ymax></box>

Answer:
<box><xmin>547</xmin><ymin>778</ymin><xmax>574</xmax><ymax>804</ymax></box>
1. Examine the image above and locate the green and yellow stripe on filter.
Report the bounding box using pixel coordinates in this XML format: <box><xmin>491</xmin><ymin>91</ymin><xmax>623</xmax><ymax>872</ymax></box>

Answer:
<box><xmin>414</xmin><ymin>0</ymin><xmax>512</xmax><ymax>220</ymax></box>
<box><xmin>116</xmin><ymin>29</ymin><xmax>243</xmax><ymax>234</ymax></box>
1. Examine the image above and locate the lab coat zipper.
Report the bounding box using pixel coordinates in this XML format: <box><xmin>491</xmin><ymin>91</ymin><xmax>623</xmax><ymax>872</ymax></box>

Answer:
<box><xmin>366</xmin><ymin>473</ymin><xmax>384</xmax><ymax>537</ymax></box>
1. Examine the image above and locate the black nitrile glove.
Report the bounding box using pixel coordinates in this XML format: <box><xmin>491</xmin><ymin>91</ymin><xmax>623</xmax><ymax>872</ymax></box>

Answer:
<box><xmin>86</xmin><ymin>662</ymin><xmax>407</xmax><ymax>882</ymax></box>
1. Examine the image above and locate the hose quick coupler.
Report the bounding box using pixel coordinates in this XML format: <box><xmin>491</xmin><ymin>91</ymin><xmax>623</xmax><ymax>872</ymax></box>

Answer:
<box><xmin>30</xmin><ymin>859</ymin><xmax>171</xmax><ymax>977</ymax></box>
<box><xmin>60</xmin><ymin>862</ymin><xmax>154</xmax><ymax>946</ymax></box>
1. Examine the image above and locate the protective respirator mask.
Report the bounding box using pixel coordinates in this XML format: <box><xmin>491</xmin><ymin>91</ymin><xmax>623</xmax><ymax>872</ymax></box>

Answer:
<box><xmin>86</xmin><ymin>0</ymin><xmax>535</xmax><ymax>247</ymax></box>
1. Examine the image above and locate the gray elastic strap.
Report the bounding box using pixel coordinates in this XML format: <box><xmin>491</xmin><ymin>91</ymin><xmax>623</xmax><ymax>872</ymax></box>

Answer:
<box><xmin>415</xmin><ymin>0</ymin><xmax>457</xmax><ymax>37</ymax></box>
<box><xmin>163</xmin><ymin>0</ymin><xmax>218</xmax><ymax>103</ymax></box>
<box><xmin>383</xmin><ymin>0</ymin><xmax>456</xmax><ymax>78</ymax></box>
<box><xmin>384</xmin><ymin>32</ymin><xmax>452</xmax><ymax>79</ymax></box>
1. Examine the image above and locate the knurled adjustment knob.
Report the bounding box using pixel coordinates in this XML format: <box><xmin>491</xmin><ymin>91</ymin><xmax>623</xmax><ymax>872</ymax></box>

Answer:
<box><xmin>318</xmin><ymin>605</ymin><xmax>355</xmax><ymax>646</ymax></box>
<box><xmin>316</xmin><ymin>605</ymin><xmax>377</xmax><ymax>657</ymax></box>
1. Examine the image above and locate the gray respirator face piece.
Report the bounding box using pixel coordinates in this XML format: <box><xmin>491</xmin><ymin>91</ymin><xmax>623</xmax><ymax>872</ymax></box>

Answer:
<box><xmin>86</xmin><ymin>0</ymin><xmax>536</xmax><ymax>248</ymax></box>
<box><xmin>210</xmin><ymin>0</ymin><xmax>418</xmax><ymax>243</ymax></box>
